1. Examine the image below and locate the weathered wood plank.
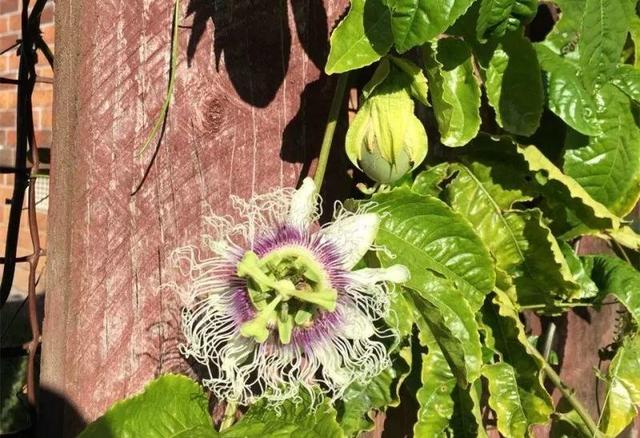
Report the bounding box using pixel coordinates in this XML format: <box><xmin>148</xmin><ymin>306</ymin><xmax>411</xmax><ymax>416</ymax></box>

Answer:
<box><xmin>40</xmin><ymin>0</ymin><xmax>348</xmax><ymax>435</ymax></box>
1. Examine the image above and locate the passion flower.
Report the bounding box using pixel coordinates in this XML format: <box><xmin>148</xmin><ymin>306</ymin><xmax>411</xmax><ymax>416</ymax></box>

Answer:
<box><xmin>173</xmin><ymin>178</ymin><xmax>409</xmax><ymax>405</ymax></box>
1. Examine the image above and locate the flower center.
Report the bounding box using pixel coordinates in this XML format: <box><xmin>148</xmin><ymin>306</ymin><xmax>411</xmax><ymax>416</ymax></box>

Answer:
<box><xmin>236</xmin><ymin>246</ymin><xmax>338</xmax><ymax>344</ymax></box>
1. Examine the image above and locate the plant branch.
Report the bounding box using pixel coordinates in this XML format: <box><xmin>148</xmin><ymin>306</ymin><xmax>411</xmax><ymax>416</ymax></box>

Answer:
<box><xmin>312</xmin><ymin>73</ymin><xmax>349</xmax><ymax>190</ymax></box>
<box><xmin>529</xmin><ymin>343</ymin><xmax>601</xmax><ymax>436</ymax></box>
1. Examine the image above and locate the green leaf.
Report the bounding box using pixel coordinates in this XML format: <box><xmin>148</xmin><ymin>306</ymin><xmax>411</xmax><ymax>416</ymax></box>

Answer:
<box><xmin>542</xmin><ymin>0</ymin><xmax>584</xmax><ymax>57</ymax></box>
<box><xmin>389</xmin><ymin>56</ymin><xmax>429</xmax><ymax>105</ymax></box>
<box><xmin>598</xmin><ymin>334</ymin><xmax>640</xmax><ymax>437</ymax></box>
<box><xmin>630</xmin><ymin>15</ymin><xmax>640</xmax><ymax>69</ymax></box>
<box><xmin>611</xmin><ymin>64</ymin><xmax>640</xmax><ymax>103</ymax></box>
<box><xmin>362</xmin><ymin>58</ymin><xmax>391</xmax><ymax>98</ymax></box>
<box><xmin>371</xmin><ymin>187</ymin><xmax>496</xmax><ymax>311</ymax></box>
<box><xmin>582</xmin><ymin>255</ymin><xmax>640</xmax><ymax>325</ymax></box>
<box><xmin>224</xmin><ymin>391</ymin><xmax>344</xmax><ymax>438</ymax></box>
<box><xmin>445</xmin><ymin>156</ymin><xmax>580</xmax><ymax>308</ymax></box>
<box><xmin>411</xmin><ymin>163</ymin><xmax>453</xmax><ymax>197</ymax></box>
<box><xmin>518</xmin><ymin>143</ymin><xmax>622</xmax><ymax>230</ymax></box>
<box><xmin>388</xmin><ymin>0</ymin><xmax>476</xmax><ymax>53</ymax></box>
<box><xmin>579</xmin><ymin>0</ymin><xmax>634</xmax><ymax>88</ymax></box>
<box><xmin>409</xmin><ymin>274</ymin><xmax>484</xmax><ymax>387</ymax></box>
<box><xmin>563</xmin><ymin>85</ymin><xmax>640</xmax><ymax>216</ymax></box>
<box><xmin>78</xmin><ymin>374</ymin><xmax>215</xmax><ymax>438</ymax></box>
<box><xmin>476</xmin><ymin>0</ymin><xmax>537</xmax><ymax>41</ymax></box>
<box><xmin>451</xmin><ymin>381</ymin><xmax>488</xmax><ymax>438</ymax></box>
<box><xmin>481</xmin><ymin>291</ymin><xmax>554</xmax><ymax>433</ymax></box>
<box><xmin>410</xmin><ymin>298</ymin><xmax>456</xmax><ymax>437</ymax></box>
<box><xmin>483</xmin><ymin>363</ymin><xmax>543</xmax><ymax>437</ymax></box>
<box><xmin>535</xmin><ymin>44</ymin><xmax>602</xmax><ymax>136</ymax></box>
<box><xmin>338</xmin><ymin>369</ymin><xmax>396</xmax><ymax>436</ymax></box>
<box><xmin>558</xmin><ymin>241</ymin><xmax>598</xmax><ymax>299</ymax></box>
<box><xmin>486</xmin><ymin>30</ymin><xmax>544</xmax><ymax>137</ymax></box>
<box><xmin>325</xmin><ymin>0</ymin><xmax>393</xmax><ymax>74</ymax></box>
<box><xmin>424</xmin><ymin>38</ymin><xmax>481</xmax><ymax>147</ymax></box>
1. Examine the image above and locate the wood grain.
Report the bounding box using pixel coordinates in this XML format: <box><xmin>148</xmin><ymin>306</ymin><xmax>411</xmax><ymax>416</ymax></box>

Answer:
<box><xmin>40</xmin><ymin>0</ymin><xmax>348</xmax><ymax>435</ymax></box>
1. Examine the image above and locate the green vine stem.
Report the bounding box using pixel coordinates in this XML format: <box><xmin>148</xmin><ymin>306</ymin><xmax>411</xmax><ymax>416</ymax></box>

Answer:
<box><xmin>135</xmin><ymin>0</ymin><xmax>180</xmax><ymax>157</ymax></box>
<box><xmin>219</xmin><ymin>400</ymin><xmax>238</xmax><ymax>432</ymax></box>
<box><xmin>312</xmin><ymin>73</ymin><xmax>349</xmax><ymax>190</ymax></box>
<box><xmin>529</xmin><ymin>343</ymin><xmax>601</xmax><ymax>436</ymax></box>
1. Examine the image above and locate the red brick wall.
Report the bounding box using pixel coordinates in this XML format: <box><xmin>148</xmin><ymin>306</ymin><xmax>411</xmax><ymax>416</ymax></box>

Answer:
<box><xmin>0</xmin><ymin>0</ymin><xmax>54</xmax><ymax>292</ymax></box>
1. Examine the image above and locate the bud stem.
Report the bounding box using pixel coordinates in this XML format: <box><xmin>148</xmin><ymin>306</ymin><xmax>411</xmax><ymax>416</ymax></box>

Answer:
<box><xmin>313</xmin><ymin>73</ymin><xmax>349</xmax><ymax>191</ymax></box>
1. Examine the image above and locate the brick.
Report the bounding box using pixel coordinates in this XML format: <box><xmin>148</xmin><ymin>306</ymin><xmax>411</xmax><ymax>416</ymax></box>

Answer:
<box><xmin>7</xmin><ymin>12</ymin><xmax>21</xmax><ymax>32</ymax></box>
<box><xmin>0</xmin><ymin>90</ymin><xmax>16</xmax><ymax>108</ymax></box>
<box><xmin>34</xmin><ymin>129</ymin><xmax>50</xmax><ymax>146</ymax></box>
<box><xmin>0</xmin><ymin>108</ymin><xmax>15</xmax><ymax>127</ymax></box>
<box><xmin>0</xmin><ymin>0</ymin><xmax>19</xmax><ymax>14</ymax></box>
<box><xmin>5</xmin><ymin>128</ymin><xmax>15</xmax><ymax>145</ymax></box>
<box><xmin>41</xmin><ymin>4</ymin><xmax>54</xmax><ymax>24</ymax></box>
<box><xmin>41</xmin><ymin>24</ymin><xmax>54</xmax><ymax>44</ymax></box>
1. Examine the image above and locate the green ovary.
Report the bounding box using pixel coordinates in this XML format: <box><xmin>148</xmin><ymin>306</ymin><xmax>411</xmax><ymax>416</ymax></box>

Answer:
<box><xmin>236</xmin><ymin>247</ymin><xmax>338</xmax><ymax>344</ymax></box>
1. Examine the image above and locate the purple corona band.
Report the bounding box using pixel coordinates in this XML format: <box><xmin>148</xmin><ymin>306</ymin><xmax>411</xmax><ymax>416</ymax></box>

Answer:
<box><xmin>228</xmin><ymin>224</ymin><xmax>352</xmax><ymax>345</ymax></box>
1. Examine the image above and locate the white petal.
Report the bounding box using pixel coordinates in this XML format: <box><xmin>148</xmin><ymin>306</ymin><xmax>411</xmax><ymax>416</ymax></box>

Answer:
<box><xmin>320</xmin><ymin>213</ymin><xmax>379</xmax><ymax>269</ymax></box>
<box><xmin>288</xmin><ymin>177</ymin><xmax>318</xmax><ymax>228</ymax></box>
<box><xmin>347</xmin><ymin>264</ymin><xmax>410</xmax><ymax>286</ymax></box>
<box><xmin>336</xmin><ymin>305</ymin><xmax>375</xmax><ymax>339</ymax></box>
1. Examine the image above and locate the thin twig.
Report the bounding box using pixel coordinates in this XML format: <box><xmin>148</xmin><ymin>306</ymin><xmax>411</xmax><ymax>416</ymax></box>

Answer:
<box><xmin>312</xmin><ymin>74</ymin><xmax>349</xmax><ymax>190</ymax></box>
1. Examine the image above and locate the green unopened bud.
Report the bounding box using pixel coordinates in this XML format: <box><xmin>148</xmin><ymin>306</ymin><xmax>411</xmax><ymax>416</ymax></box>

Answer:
<box><xmin>359</xmin><ymin>139</ymin><xmax>413</xmax><ymax>184</ymax></box>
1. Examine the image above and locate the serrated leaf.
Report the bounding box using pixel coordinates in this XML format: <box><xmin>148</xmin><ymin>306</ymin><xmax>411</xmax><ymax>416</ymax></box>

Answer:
<box><xmin>611</xmin><ymin>64</ymin><xmax>640</xmax><ymax>103</ymax></box>
<box><xmin>486</xmin><ymin>30</ymin><xmax>544</xmax><ymax>136</ymax></box>
<box><xmin>388</xmin><ymin>0</ymin><xmax>476</xmax><ymax>53</ymax></box>
<box><xmin>558</xmin><ymin>241</ymin><xmax>598</xmax><ymax>299</ymax></box>
<box><xmin>563</xmin><ymin>85</ymin><xmax>640</xmax><ymax>216</ymax></box>
<box><xmin>518</xmin><ymin>143</ymin><xmax>622</xmax><ymax>229</ymax></box>
<box><xmin>582</xmin><ymin>255</ymin><xmax>640</xmax><ymax>325</ymax></box>
<box><xmin>78</xmin><ymin>374</ymin><xmax>215</xmax><ymax>438</ymax></box>
<box><xmin>476</xmin><ymin>0</ymin><xmax>537</xmax><ymax>41</ymax></box>
<box><xmin>409</xmin><ymin>274</ymin><xmax>484</xmax><ymax>387</ymax></box>
<box><xmin>411</xmin><ymin>163</ymin><xmax>454</xmax><ymax>197</ymax></box>
<box><xmin>579</xmin><ymin>0</ymin><xmax>634</xmax><ymax>88</ymax></box>
<box><xmin>482</xmin><ymin>363</ymin><xmax>541</xmax><ymax>437</ymax></box>
<box><xmin>224</xmin><ymin>391</ymin><xmax>343</xmax><ymax>438</ymax></box>
<box><xmin>481</xmin><ymin>291</ymin><xmax>554</xmax><ymax>434</ymax></box>
<box><xmin>445</xmin><ymin>158</ymin><xmax>580</xmax><ymax>308</ymax></box>
<box><xmin>424</xmin><ymin>38</ymin><xmax>481</xmax><ymax>147</ymax></box>
<box><xmin>325</xmin><ymin>0</ymin><xmax>393</xmax><ymax>74</ymax></box>
<box><xmin>598</xmin><ymin>334</ymin><xmax>640</xmax><ymax>437</ymax></box>
<box><xmin>371</xmin><ymin>187</ymin><xmax>496</xmax><ymax>311</ymax></box>
<box><xmin>535</xmin><ymin>44</ymin><xmax>602</xmax><ymax>136</ymax></box>
<box><xmin>389</xmin><ymin>56</ymin><xmax>429</xmax><ymax>105</ymax></box>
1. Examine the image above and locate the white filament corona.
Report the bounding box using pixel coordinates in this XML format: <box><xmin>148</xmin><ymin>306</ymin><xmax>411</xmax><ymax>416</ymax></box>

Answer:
<box><xmin>173</xmin><ymin>178</ymin><xmax>409</xmax><ymax>405</ymax></box>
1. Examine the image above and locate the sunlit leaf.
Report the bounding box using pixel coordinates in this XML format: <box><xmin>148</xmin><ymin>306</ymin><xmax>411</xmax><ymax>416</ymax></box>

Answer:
<box><xmin>579</xmin><ymin>0</ymin><xmax>634</xmax><ymax>88</ymax></box>
<box><xmin>598</xmin><ymin>335</ymin><xmax>640</xmax><ymax>437</ymax></box>
<box><xmin>325</xmin><ymin>0</ymin><xmax>393</xmax><ymax>74</ymax></box>
<box><xmin>563</xmin><ymin>85</ymin><xmax>640</xmax><ymax>216</ymax></box>
<box><xmin>78</xmin><ymin>375</ymin><xmax>215</xmax><ymax>438</ymax></box>
<box><xmin>371</xmin><ymin>188</ymin><xmax>496</xmax><ymax>311</ymax></box>
<box><xmin>476</xmin><ymin>0</ymin><xmax>537</xmax><ymax>41</ymax></box>
<box><xmin>611</xmin><ymin>65</ymin><xmax>640</xmax><ymax>104</ymax></box>
<box><xmin>388</xmin><ymin>0</ymin><xmax>476</xmax><ymax>53</ymax></box>
<box><xmin>535</xmin><ymin>44</ymin><xmax>602</xmax><ymax>136</ymax></box>
<box><xmin>424</xmin><ymin>38</ymin><xmax>481</xmax><ymax>147</ymax></box>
